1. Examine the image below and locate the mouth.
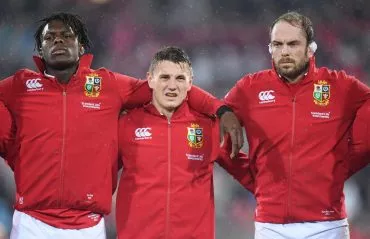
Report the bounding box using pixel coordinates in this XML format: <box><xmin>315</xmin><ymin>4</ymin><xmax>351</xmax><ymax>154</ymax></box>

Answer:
<box><xmin>165</xmin><ymin>92</ymin><xmax>178</xmax><ymax>97</ymax></box>
<box><xmin>51</xmin><ymin>48</ymin><xmax>68</xmax><ymax>55</ymax></box>
<box><xmin>279</xmin><ymin>59</ymin><xmax>295</xmax><ymax>64</ymax></box>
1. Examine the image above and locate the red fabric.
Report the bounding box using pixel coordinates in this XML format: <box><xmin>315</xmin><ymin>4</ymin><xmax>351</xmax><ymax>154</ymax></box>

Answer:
<box><xmin>216</xmin><ymin>134</ymin><xmax>255</xmax><ymax>193</ymax></box>
<box><xmin>0</xmin><ymin>54</ymin><xmax>223</xmax><ymax>229</ymax></box>
<box><xmin>348</xmin><ymin>99</ymin><xmax>370</xmax><ymax>177</ymax></box>
<box><xmin>224</xmin><ymin>57</ymin><xmax>370</xmax><ymax>223</ymax></box>
<box><xmin>116</xmin><ymin>102</ymin><xmax>220</xmax><ymax>239</ymax></box>
<box><xmin>0</xmin><ymin>101</ymin><xmax>12</xmax><ymax>159</ymax></box>
<box><xmin>0</xmin><ymin>54</ymin><xmax>126</xmax><ymax>228</ymax></box>
<box><xmin>188</xmin><ymin>86</ymin><xmax>223</xmax><ymax>116</ymax></box>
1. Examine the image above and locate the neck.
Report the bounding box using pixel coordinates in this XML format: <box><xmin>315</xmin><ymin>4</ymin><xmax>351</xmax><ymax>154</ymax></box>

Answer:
<box><xmin>162</xmin><ymin>110</ymin><xmax>174</xmax><ymax>120</ymax></box>
<box><xmin>284</xmin><ymin>71</ymin><xmax>306</xmax><ymax>84</ymax></box>
<box><xmin>152</xmin><ymin>101</ymin><xmax>175</xmax><ymax>120</ymax></box>
<box><xmin>45</xmin><ymin>64</ymin><xmax>78</xmax><ymax>84</ymax></box>
<box><xmin>283</xmin><ymin>62</ymin><xmax>310</xmax><ymax>84</ymax></box>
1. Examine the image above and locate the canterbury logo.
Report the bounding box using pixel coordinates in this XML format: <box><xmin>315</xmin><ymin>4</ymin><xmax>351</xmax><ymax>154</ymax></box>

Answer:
<box><xmin>135</xmin><ymin>128</ymin><xmax>152</xmax><ymax>140</ymax></box>
<box><xmin>26</xmin><ymin>78</ymin><xmax>43</xmax><ymax>90</ymax></box>
<box><xmin>258</xmin><ymin>90</ymin><xmax>275</xmax><ymax>104</ymax></box>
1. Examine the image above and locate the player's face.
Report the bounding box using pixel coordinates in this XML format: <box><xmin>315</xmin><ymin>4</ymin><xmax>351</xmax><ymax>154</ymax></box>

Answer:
<box><xmin>270</xmin><ymin>21</ymin><xmax>313</xmax><ymax>81</ymax></box>
<box><xmin>148</xmin><ymin>60</ymin><xmax>193</xmax><ymax>114</ymax></box>
<box><xmin>39</xmin><ymin>20</ymin><xmax>83</xmax><ymax>70</ymax></box>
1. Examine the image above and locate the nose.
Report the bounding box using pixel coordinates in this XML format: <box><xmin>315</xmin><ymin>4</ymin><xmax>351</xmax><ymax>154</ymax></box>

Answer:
<box><xmin>167</xmin><ymin>79</ymin><xmax>177</xmax><ymax>89</ymax></box>
<box><xmin>280</xmin><ymin>44</ymin><xmax>290</xmax><ymax>55</ymax></box>
<box><xmin>53</xmin><ymin>35</ymin><xmax>64</xmax><ymax>45</ymax></box>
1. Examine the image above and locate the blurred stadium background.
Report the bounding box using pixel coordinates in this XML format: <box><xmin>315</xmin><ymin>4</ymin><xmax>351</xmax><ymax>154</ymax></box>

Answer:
<box><xmin>0</xmin><ymin>0</ymin><xmax>369</xmax><ymax>238</ymax></box>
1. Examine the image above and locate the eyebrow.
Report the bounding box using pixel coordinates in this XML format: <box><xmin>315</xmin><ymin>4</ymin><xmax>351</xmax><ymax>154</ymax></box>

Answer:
<box><xmin>158</xmin><ymin>74</ymin><xmax>186</xmax><ymax>78</ymax></box>
<box><xmin>272</xmin><ymin>40</ymin><xmax>301</xmax><ymax>44</ymax></box>
<box><xmin>44</xmin><ymin>29</ymin><xmax>74</xmax><ymax>34</ymax></box>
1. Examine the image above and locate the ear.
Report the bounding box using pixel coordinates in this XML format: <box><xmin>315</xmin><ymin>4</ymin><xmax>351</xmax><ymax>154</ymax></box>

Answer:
<box><xmin>268</xmin><ymin>44</ymin><xmax>274</xmax><ymax>58</ymax></box>
<box><xmin>307</xmin><ymin>41</ymin><xmax>317</xmax><ymax>58</ymax></box>
<box><xmin>268</xmin><ymin>43</ymin><xmax>272</xmax><ymax>54</ymax></box>
<box><xmin>187</xmin><ymin>76</ymin><xmax>193</xmax><ymax>92</ymax></box>
<box><xmin>79</xmin><ymin>45</ymin><xmax>85</xmax><ymax>56</ymax></box>
<box><xmin>38</xmin><ymin>48</ymin><xmax>43</xmax><ymax>58</ymax></box>
<box><xmin>147</xmin><ymin>72</ymin><xmax>154</xmax><ymax>89</ymax></box>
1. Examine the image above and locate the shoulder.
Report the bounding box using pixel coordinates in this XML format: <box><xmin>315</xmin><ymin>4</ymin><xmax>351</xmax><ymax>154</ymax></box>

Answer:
<box><xmin>356</xmin><ymin>100</ymin><xmax>370</xmax><ymax>120</ymax></box>
<box><xmin>317</xmin><ymin>67</ymin><xmax>359</xmax><ymax>84</ymax></box>
<box><xmin>81</xmin><ymin>67</ymin><xmax>113</xmax><ymax>79</ymax></box>
<box><xmin>188</xmin><ymin>108</ymin><xmax>218</xmax><ymax>126</ymax></box>
<box><xmin>5</xmin><ymin>69</ymin><xmax>42</xmax><ymax>87</ymax></box>
<box><xmin>119</xmin><ymin>107</ymin><xmax>146</xmax><ymax>122</ymax></box>
<box><xmin>13</xmin><ymin>68</ymin><xmax>40</xmax><ymax>78</ymax></box>
<box><xmin>110</xmin><ymin>72</ymin><xmax>139</xmax><ymax>81</ymax></box>
<box><xmin>237</xmin><ymin>69</ymin><xmax>275</xmax><ymax>86</ymax></box>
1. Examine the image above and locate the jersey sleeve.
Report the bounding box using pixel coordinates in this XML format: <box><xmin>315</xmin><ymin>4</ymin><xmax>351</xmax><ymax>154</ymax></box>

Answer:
<box><xmin>113</xmin><ymin>113</ymin><xmax>129</xmax><ymax>194</ymax></box>
<box><xmin>187</xmin><ymin>86</ymin><xmax>223</xmax><ymax>116</ymax></box>
<box><xmin>348</xmin><ymin>99</ymin><xmax>370</xmax><ymax>178</ymax></box>
<box><xmin>117</xmin><ymin>113</ymin><xmax>127</xmax><ymax>166</ymax></box>
<box><xmin>344</xmin><ymin>72</ymin><xmax>370</xmax><ymax>111</ymax></box>
<box><xmin>216</xmin><ymin>134</ymin><xmax>255</xmax><ymax>193</ymax></box>
<box><xmin>112</xmin><ymin>72</ymin><xmax>152</xmax><ymax>110</ymax></box>
<box><xmin>223</xmin><ymin>75</ymin><xmax>250</xmax><ymax>123</ymax></box>
<box><xmin>0</xmin><ymin>75</ymin><xmax>15</xmax><ymax>105</ymax></box>
<box><xmin>0</xmin><ymin>76</ymin><xmax>15</xmax><ymax>164</ymax></box>
<box><xmin>0</xmin><ymin>101</ymin><xmax>13</xmax><ymax>160</ymax></box>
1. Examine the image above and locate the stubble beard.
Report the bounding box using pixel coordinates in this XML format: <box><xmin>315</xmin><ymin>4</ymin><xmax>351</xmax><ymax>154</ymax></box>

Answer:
<box><xmin>274</xmin><ymin>55</ymin><xmax>310</xmax><ymax>82</ymax></box>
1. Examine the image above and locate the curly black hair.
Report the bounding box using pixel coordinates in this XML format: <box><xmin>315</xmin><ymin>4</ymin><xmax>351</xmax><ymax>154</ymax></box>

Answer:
<box><xmin>34</xmin><ymin>12</ymin><xmax>91</xmax><ymax>51</ymax></box>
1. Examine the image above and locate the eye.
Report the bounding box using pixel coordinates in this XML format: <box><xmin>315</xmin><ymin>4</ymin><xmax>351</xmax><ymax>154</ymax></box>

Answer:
<box><xmin>176</xmin><ymin>76</ymin><xmax>186</xmax><ymax>81</ymax></box>
<box><xmin>160</xmin><ymin>75</ymin><xmax>170</xmax><ymax>80</ymax></box>
<box><xmin>64</xmin><ymin>33</ymin><xmax>74</xmax><ymax>39</ymax></box>
<box><xmin>272</xmin><ymin>42</ymin><xmax>282</xmax><ymax>48</ymax></box>
<box><xmin>43</xmin><ymin>35</ymin><xmax>52</xmax><ymax>41</ymax></box>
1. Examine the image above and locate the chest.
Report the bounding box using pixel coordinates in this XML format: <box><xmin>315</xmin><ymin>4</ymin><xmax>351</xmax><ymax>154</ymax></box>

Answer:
<box><xmin>120</xmin><ymin>119</ymin><xmax>217</xmax><ymax>172</ymax></box>
<box><xmin>241</xmin><ymin>80</ymin><xmax>355</xmax><ymax>141</ymax></box>
<box><xmin>10</xmin><ymin>73</ymin><xmax>121</xmax><ymax>130</ymax></box>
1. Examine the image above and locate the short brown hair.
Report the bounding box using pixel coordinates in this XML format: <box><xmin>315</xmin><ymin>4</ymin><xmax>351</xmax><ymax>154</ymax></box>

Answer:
<box><xmin>149</xmin><ymin>46</ymin><xmax>192</xmax><ymax>75</ymax></box>
<box><xmin>270</xmin><ymin>11</ymin><xmax>314</xmax><ymax>44</ymax></box>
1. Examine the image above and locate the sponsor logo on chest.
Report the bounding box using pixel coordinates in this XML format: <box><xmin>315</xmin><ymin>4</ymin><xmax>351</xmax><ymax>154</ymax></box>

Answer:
<box><xmin>134</xmin><ymin>127</ymin><xmax>152</xmax><ymax>140</ymax></box>
<box><xmin>187</xmin><ymin>123</ymin><xmax>203</xmax><ymax>148</ymax></box>
<box><xmin>313</xmin><ymin>80</ymin><xmax>330</xmax><ymax>106</ymax></box>
<box><xmin>25</xmin><ymin>78</ymin><xmax>43</xmax><ymax>92</ymax></box>
<box><xmin>258</xmin><ymin>90</ymin><xmax>275</xmax><ymax>104</ymax></box>
<box><xmin>81</xmin><ymin>73</ymin><xmax>103</xmax><ymax>109</ymax></box>
<box><xmin>84</xmin><ymin>74</ymin><xmax>102</xmax><ymax>97</ymax></box>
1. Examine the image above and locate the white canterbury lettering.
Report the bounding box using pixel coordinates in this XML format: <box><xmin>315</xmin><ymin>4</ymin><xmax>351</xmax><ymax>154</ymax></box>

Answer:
<box><xmin>258</xmin><ymin>90</ymin><xmax>275</xmax><ymax>104</ymax></box>
<box><xmin>258</xmin><ymin>90</ymin><xmax>275</xmax><ymax>101</ymax></box>
<box><xmin>25</xmin><ymin>78</ymin><xmax>43</xmax><ymax>92</ymax></box>
<box><xmin>135</xmin><ymin>128</ymin><xmax>152</xmax><ymax>140</ymax></box>
<box><xmin>26</xmin><ymin>79</ymin><xmax>43</xmax><ymax>89</ymax></box>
